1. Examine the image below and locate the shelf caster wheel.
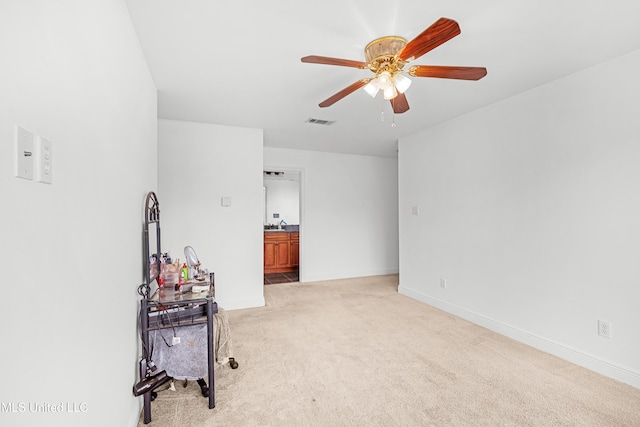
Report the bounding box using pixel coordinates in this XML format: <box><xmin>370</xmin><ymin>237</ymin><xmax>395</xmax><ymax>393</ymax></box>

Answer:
<box><xmin>182</xmin><ymin>379</ymin><xmax>189</xmax><ymax>388</ymax></box>
<box><xmin>196</xmin><ymin>378</ymin><xmax>209</xmax><ymax>398</ymax></box>
<box><xmin>229</xmin><ymin>357</ymin><xmax>239</xmax><ymax>369</ymax></box>
<box><xmin>150</xmin><ymin>391</ymin><xmax>158</xmax><ymax>402</ymax></box>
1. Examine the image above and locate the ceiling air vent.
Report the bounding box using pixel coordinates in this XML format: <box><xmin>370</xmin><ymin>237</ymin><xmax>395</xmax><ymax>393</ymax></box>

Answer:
<box><xmin>306</xmin><ymin>118</ymin><xmax>335</xmax><ymax>126</ymax></box>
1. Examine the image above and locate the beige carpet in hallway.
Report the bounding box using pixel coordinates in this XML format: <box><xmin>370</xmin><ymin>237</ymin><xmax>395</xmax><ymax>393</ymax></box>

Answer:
<box><xmin>139</xmin><ymin>275</ymin><xmax>640</xmax><ymax>426</ymax></box>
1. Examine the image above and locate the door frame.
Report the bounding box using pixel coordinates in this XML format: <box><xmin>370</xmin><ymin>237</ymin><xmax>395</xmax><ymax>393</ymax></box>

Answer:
<box><xmin>263</xmin><ymin>165</ymin><xmax>305</xmax><ymax>282</ymax></box>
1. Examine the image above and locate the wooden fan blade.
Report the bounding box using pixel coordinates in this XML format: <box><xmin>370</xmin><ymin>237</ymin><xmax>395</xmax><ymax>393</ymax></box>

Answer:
<box><xmin>397</xmin><ymin>17</ymin><xmax>461</xmax><ymax>62</ymax></box>
<box><xmin>409</xmin><ymin>65</ymin><xmax>487</xmax><ymax>80</ymax></box>
<box><xmin>319</xmin><ymin>79</ymin><xmax>370</xmax><ymax>108</ymax></box>
<box><xmin>301</xmin><ymin>55</ymin><xmax>367</xmax><ymax>69</ymax></box>
<box><xmin>390</xmin><ymin>93</ymin><xmax>410</xmax><ymax>114</ymax></box>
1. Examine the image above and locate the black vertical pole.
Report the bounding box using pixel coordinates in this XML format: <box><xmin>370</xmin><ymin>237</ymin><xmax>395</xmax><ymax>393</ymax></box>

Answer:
<box><xmin>140</xmin><ymin>297</ymin><xmax>152</xmax><ymax>423</ymax></box>
<box><xmin>206</xmin><ymin>297</ymin><xmax>216</xmax><ymax>409</ymax></box>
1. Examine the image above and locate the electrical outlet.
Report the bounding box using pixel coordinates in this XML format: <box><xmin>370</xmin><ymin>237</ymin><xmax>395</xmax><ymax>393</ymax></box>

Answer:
<box><xmin>598</xmin><ymin>320</ymin><xmax>611</xmax><ymax>338</ymax></box>
<box><xmin>440</xmin><ymin>278</ymin><xmax>447</xmax><ymax>289</ymax></box>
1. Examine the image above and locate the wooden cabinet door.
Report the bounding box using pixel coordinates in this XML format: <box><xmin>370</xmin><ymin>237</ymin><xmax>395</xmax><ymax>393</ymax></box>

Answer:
<box><xmin>264</xmin><ymin>241</ymin><xmax>277</xmax><ymax>269</ymax></box>
<box><xmin>276</xmin><ymin>240</ymin><xmax>291</xmax><ymax>268</ymax></box>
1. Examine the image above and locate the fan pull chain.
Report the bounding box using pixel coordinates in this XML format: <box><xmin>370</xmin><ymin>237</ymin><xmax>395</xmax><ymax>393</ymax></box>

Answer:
<box><xmin>391</xmin><ymin>113</ymin><xmax>397</xmax><ymax>127</ymax></box>
<box><xmin>380</xmin><ymin>110</ymin><xmax>384</xmax><ymax>122</ymax></box>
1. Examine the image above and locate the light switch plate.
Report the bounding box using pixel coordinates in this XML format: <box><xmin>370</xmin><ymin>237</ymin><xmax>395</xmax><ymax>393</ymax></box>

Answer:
<box><xmin>15</xmin><ymin>126</ymin><xmax>34</xmax><ymax>180</ymax></box>
<box><xmin>221</xmin><ymin>197</ymin><xmax>232</xmax><ymax>207</ymax></box>
<box><xmin>36</xmin><ymin>136</ymin><xmax>53</xmax><ymax>184</ymax></box>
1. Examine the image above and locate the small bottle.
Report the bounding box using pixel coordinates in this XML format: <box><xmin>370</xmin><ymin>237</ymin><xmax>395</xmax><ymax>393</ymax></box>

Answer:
<box><xmin>181</xmin><ymin>263</ymin><xmax>189</xmax><ymax>282</ymax></box>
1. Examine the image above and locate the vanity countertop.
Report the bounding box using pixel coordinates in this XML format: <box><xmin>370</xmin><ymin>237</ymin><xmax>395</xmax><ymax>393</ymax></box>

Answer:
<box><xmin>264</xmin><ymin>225</ymin><xmax>299</xmax><ymax>232</ymax></box>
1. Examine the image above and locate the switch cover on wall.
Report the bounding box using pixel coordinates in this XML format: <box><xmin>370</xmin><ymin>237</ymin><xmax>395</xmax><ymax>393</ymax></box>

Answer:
<box><xmin>36</xmin><ymin>136</ymin><xmax>53</xmax><ymax>184</ymax></box>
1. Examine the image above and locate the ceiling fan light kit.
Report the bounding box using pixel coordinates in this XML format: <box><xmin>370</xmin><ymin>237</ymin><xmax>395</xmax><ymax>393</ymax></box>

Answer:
<box><xmin>363</xmin><ymin>36</ymin><xmax>412</xmax><ymax>101</ymax></box>
<box><xmin>301</xmin><ymin>17</ymin><xmax>487</xmax><ymax>116</ymax></box>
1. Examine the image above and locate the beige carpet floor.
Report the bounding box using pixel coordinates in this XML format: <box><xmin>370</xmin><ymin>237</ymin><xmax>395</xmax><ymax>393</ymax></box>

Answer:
<box><xmin>138</xmin><ymin>274</ymin><xmax>640</xmax><ymax>426</ymax></box>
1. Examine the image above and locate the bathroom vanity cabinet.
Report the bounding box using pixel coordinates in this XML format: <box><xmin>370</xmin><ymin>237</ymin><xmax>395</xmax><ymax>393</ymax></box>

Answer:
<box><xmin>264</xmin><ymin>231</ymin><xmax>299</xmax><ymax>273</ymax></box>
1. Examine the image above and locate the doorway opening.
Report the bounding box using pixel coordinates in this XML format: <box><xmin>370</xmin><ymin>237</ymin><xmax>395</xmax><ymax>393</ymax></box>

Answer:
<box><xmin>263</xmin><ymin>169</ymin><xmax>301</xmax><ymax>285</ymax></box>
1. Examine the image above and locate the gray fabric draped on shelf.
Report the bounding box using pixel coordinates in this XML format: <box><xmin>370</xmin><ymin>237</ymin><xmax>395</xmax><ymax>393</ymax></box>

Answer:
<box><xmin>151</xmin><ymin>307</ymin><xmax>233</xmax><ymax>380</ymax></box>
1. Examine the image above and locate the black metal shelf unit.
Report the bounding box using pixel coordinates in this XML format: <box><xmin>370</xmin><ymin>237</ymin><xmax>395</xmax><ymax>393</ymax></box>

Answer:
<box><xmin>137</xmin><ymin>191</ymin><xmax>218</xmax><ymax>424</ymax></box>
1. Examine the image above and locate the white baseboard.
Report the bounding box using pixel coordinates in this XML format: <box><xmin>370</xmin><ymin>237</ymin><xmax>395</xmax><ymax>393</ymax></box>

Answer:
<box><xmin>302</xmin><ymin>268</ymin><xmax>399</xmax><ymax>284</ymax></box>
<box><xmin>220</xmin><ymin>297</ymin><xmax>265</xmax><ymax>311</ymax></box>
<box><xmin>398</xmin><ymin>285</ymin><xmax>640</xmax><ymax>390</ymax></box>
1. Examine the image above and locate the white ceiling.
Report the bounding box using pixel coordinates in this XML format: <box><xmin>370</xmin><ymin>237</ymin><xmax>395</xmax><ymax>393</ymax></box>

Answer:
<box><xmin>125</xmin><ymin>0</ymin><xmax>640</xmax><ymax>157</ymax></box>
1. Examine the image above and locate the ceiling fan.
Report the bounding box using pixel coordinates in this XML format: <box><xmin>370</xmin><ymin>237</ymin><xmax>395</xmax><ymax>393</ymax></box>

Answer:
<box><xmin>301</xmin><ymin>17</ymin><xmax>487</xmax><ymax>114</ymax></box>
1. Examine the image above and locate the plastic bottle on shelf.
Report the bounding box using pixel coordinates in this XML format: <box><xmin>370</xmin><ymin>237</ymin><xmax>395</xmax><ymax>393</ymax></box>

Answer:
<box><xmin>181</xmin><ymin>263</ymin><xmax>189</xmax><ymax>282</ymax></box>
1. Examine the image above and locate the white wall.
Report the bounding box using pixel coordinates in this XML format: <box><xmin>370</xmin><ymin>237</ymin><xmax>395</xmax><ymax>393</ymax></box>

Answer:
<box><xmin>158</xmin><ymin>119</ymin><xmax>265</xmax><ymax>310</ymax></box>
<box><xmin>0</xmin><ymin>1</ymin><xmax>157</xmax><ymax>426</ymax></box>
<box><xmin>264</xmin><ymin>147</ymin><xmax>399</xmax><ymax>282</ymax></box>
<box><xmin>398</xmin><ymin>49</ymin><xmax>640</xmax><ymax>388</ymax></box>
